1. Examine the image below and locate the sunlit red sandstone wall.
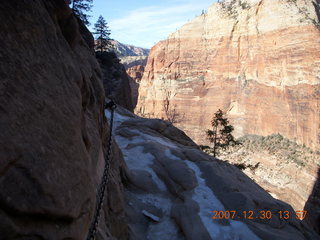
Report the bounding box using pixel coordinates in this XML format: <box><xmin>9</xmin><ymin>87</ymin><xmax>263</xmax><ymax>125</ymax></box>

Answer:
<box><xmin>136</xmin><ymin>0</ymin><xmax>320</xmax><ymax>149</ymax></box>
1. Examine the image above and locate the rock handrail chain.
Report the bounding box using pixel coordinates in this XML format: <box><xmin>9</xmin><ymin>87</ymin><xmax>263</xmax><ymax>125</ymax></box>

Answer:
<box><xmin>86</xmin><ymin>100</ymin><xmax>116</xmax><ymax>240</ymax></box>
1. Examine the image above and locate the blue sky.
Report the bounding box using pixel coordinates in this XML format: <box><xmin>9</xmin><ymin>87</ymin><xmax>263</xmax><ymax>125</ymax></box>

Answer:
<box><xmin>90</xmin><ymin>0</ymin><xmax>216</xmax><ymax>49</ymax></box>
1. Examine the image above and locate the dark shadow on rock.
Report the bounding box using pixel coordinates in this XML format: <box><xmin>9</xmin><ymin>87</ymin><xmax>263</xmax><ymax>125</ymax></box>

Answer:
<box><xmin>313</xmin><ymin>0</ymin><xmax>320</xmax><ymax>22</ymax></box>
<box><xmin>304</xmin><ymin>167</ymin><xmax>320</xmax><ymax>234</ymax></box>
<box><xmin>96</xmin><ymin>51</ymin><xmax>134</xmax><ymax>111</ymax></box>
<box><xmin>127</xmin><ymin>75</ymin><xmax>139</xmax><ymax>108</ymax></box>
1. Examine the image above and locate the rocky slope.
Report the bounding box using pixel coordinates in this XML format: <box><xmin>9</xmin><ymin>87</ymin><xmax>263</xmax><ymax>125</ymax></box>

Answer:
<box><xmin>136</xmin><ymin>0</ymin><xmax>320</xmax><ymax>150</ymax></box>
<box><xmin>206</xmin><ymin>134</ymin><xmax>320</xmax><ymax>234</ymax></box>
<box><xmin>107</xmin><ymin>106</ymin><xmax>319</xmax><ymax>240</ymax></box>
<box><xmin>136</xmin><ymin>1</ymin><xmax>320</xmax><ymax>233</ymax></box>
<box><xmin>0</xmin><ymin>1</ymin><xmax>127</xmax><ymax>239</ymax></box>
<box><xmin>111</xmin><ymin>40</ymin><xmax>149</xmax><ymax>57</ymax></box>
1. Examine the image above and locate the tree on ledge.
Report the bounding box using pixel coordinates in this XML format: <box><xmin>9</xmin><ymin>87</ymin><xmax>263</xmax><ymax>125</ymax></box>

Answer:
<box><xmin>70</xmin><ymin>0</ymin><xmax>93</xmax><ymax>26</ymax></box>
<box><xmin>93</xmin><ymin>15</ymin><xmax>113</xmax><ymax>53</ymax></box>
<box><xmin>206</xmin><ymin>109</ymin><xmax>237</xmax><ymax>157</ymax></box>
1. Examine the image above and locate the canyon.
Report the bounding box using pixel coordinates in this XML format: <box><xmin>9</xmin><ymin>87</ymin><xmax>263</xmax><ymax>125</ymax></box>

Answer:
<box><xmin>0</xmin><ymin>0</ymin><xmax>319</xmax><ymax>239</ymax></box>
<box><xmin>107</xmin><ymin>106</ymin><xmax>319</xmax><ymax>240</ymax></box>
<box><xmin>121</xmin><ymin>56</ymin><xmax>148</xmax><ymax>108</ymax></box>
<box><xmin>136</xmin><ymin>0</ymin><xmax>320</xmax><ymax>150</ymax></box>
<box><xmin>135</xmin><ymin>0</ymin><xmax>320</xmax><ymax>235</ymax></box>
<box><xmin>111</xmin><ymin>40</ymin><xmax>149</xmax><ymax>57</ymax></box>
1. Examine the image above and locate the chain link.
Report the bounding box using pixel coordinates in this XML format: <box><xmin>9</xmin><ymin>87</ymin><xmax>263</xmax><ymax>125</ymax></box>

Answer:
<box><xmin>86</xmin><ymin>100</ymin><xmax>116</xmax><ymax>240</ymax></box>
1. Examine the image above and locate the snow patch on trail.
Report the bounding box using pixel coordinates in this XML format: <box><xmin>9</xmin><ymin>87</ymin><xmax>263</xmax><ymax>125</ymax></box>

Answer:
<box><xmin>106</xmin><ymin>109</ymin><xmax>260</xmax><ymax>240</ymax></box>
<box><xmin>135</xmin><ymin>195</ymin><xmax>183</xmax><ymax>240</ymax></box>
<box><xmin>165</xmin><ymin>149</ymin><xmax>260</xmax><ymax>239</ymax></box>
<box><xmin>105</xmin><ymin>109</ymin><xmax>131</xmax><ymax>129</ymax></box>
<box><xmin>185</xmin><ymin>160</ymin><xmax>260</xmax><ymax>240</ymax></box>
<box><xmin>116</xmin><ymin>135</ymin><xmax>167</xmax><ymax>191</ymax></box>
<box><xmin>138</xmin><ymin>131</ymin><xmax>179</xmax><ymax>149</ymax></box>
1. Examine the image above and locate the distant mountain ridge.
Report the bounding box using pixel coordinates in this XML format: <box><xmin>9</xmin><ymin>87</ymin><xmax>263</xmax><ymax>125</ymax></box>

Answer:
<box><xmin>111</xmin><ymin>40</ymin><xmax>149</xmax><ymax>57</ymax></box>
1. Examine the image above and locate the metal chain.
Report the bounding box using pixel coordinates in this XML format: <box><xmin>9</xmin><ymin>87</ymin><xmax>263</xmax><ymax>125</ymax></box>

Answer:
<box><xmin>86</xmin><ymin>100</ymin><xmax>116</xmax><ymax>240</ymax></box>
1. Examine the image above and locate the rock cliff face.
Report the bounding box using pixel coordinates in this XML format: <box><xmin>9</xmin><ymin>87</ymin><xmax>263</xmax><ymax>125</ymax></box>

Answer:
<box><xmin>111</xmin><ymin>40</ymin><xmax>149</xmax><ymax>57</ymax></box>
<box><xmin>136</xmin><ymin>0</ymin><xmax>320</xmax><ymax>150</ymax></box>
<box><xmin>120</xmin><ymin>56</ymin><xmax>148</xmax><ymax>108</ymax></box>
<box><xmin>2</xmin><ymin>0</ymin><xmax>320</xmax><ymax>239</ymax></box>
<box><xmin>0</xmin><ymin>1</ymin><xmax>127</xmax><ymax>239</ymax></box>
<box><xmin>97</xmin><ymin>52</ymin><xmax>134</xmax><ymax>112</ymax></box>
<box><xmin>120</xmin><ymin>56</ymin><xmax>147</xmax><ymax>85</ymax></box>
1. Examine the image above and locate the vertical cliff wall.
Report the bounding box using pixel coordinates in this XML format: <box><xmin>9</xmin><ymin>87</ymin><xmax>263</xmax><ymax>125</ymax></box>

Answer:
<box><xmin>136</xmin><ymin>0</ymin><xmax>320</xmax><ymax>150</ymax></box>
<box><xmin>97</xmin><ymin>52</ymin><xmax>134</xmax><ymax>112</ymax></box>
<box><xmin>120</xmin><ymin>56</ymin><xmax>148</xmax><ymax>108</ymax></box>
<box><xmin>0</xmin><ymin>1</ymin><xmax>127</xmax><ymax>239</ymax></box>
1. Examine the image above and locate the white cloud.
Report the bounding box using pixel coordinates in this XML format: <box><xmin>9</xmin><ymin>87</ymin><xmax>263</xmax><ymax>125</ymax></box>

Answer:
<box><xmin>108</xmin><ymin>1</ymin><xmax>214</xmax><ymax>48</ymax></box>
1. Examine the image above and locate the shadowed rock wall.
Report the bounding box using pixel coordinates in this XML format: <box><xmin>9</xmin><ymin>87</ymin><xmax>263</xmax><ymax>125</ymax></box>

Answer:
<box><xmin>0</xmin><ymin>1</ymin><xmax>127</xmax><ymax>239</ymax></box>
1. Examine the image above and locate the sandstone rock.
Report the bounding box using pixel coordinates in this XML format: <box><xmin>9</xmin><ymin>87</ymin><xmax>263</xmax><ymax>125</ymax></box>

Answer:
<box><xmin>136</xmin><ymin>0</ymin><xmax>320</xmax><ymax>150</ymax></box>
<box><xmin>171</xmin><ymin>198</ymin><xmax>212</xmax><ymax>240</ymax></box>
<box><xmin>127</xmin><ymin>169</ymin><xmax>160</xmax><ymax>193</ymax></box>
<box><xmin>120</xmin><ymin>56</ymin><xmax>148</xmax><ymax>70</ymax></box>
<box><xmin>156</xmin><ymin>158</ymin><xmax>198</xmax><ymax>191</ymax></box>
<box><xmin>304</xmin><ymin>168</ymin><xmax>320</xmax><ymax>234</ymax></box>
<box><xmin>198</xmin><ymin>160</ymin><xmax>319</xmax><ymax>240</ymax></box>
<box><xmin>111</xmin><ymin>40</ymin><xmax>149</xmax><ymax>57</ymax></box>
<box><xmin>127</xmin><ymin>64</ymin><xmax>144</xmax><ymax>107</ymax></box>
<box><xmin>0</xmin><ymin>1</ymin><xmax>127</xmax><ymax>239</ymax></box>
<box><xmin>119</xmin><ymin>117</ymin><xmax>198</xmax><ymax>147</ymax></box>
<box><xmin>110</xmin><ymin>106</ymin><xmax>320</xmax><ymax>239</ymax></box>
<box><xmin>127</xmin><ymin>64</ymin><xmax>145</xmax><ymax>84</ymax></box>
<box><xmin>97</xmin><ymin>51</ymin><xmax>134</xmax><ymax>111</ymax></box>
<box><xmin>120</xmin><ymin>56</ymin><xmax>148</xmax><ymax>109</ymax></box>
<box><xmin>136</xmin><ymin>1</ymin><xmax>320</xmax><ymax>233</ymax></box>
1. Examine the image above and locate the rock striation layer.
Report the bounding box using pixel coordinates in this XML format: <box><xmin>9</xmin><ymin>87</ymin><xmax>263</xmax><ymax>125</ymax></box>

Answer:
<box><xmin>111</xmin><ymin>40</ymin><xmax>149</xmax><ymax>57</ymax></box>
<box><xmin>0</xmin><ymin>1</ymin><xmax>127</xmax><ymax>239</ymax></box>
<box><xmin>120</xmin><ymin>56</ymin><xmax>148</xmax><ymax>108</ymax></box>
<box><xmin>136</xmin><ymin>0</ymin><xmax>320</xmax><ymax>150</ymax></box>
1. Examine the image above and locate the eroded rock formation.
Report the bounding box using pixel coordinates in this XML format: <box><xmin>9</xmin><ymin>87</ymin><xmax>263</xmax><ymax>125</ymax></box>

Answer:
<box><xmin>136</xmin><ymin>0</ymin><xmax>320</xmax><ymax>233</ymax></box>
<box><xmin>136</xmin><ymin>0</ymin><xmax>320</xmax><ymax>150</ymax></box>
<box><xmin>111</xmin><ymin>40</ymin><xmax>149</xmax><ymax>57</ymax></box>
<box><xmin>108</xmin><ymin>106</ymin><xmax>320</xmax><ymax>240</ymax></box>
<box><xmin>120</xmin><ymin>56</ymin><xmax>148</xmax><ymax>108</ymax></box>
<box><xmin>0</xmin><ymin>1</ymin><xmax>127</xmax><ymax>239</ymax></box>
<box><xmin>2</xmin><ymin>0</ymin><xmax>320</xmax><ymax>239</ymax></box>
<box><xmin>97</xmin><ymin>52</ymin><xmax>134</xmax><ymax>112</ymax></box>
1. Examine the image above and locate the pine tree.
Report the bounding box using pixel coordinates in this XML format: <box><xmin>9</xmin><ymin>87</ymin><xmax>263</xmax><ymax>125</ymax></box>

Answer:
<box><xmin>71</xmin><ymin>0</ymin><xmax>93</xmax><ymax>26</ymax></box>
<box><xmin>93</xmin><ymin>15</ymin><xmax>113</xmax><ymax>53</ymax></box>
<box><xmin>206</xmin><ymin>109</ymin><xmax>237</xmax><ymax>157</ymax></box>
